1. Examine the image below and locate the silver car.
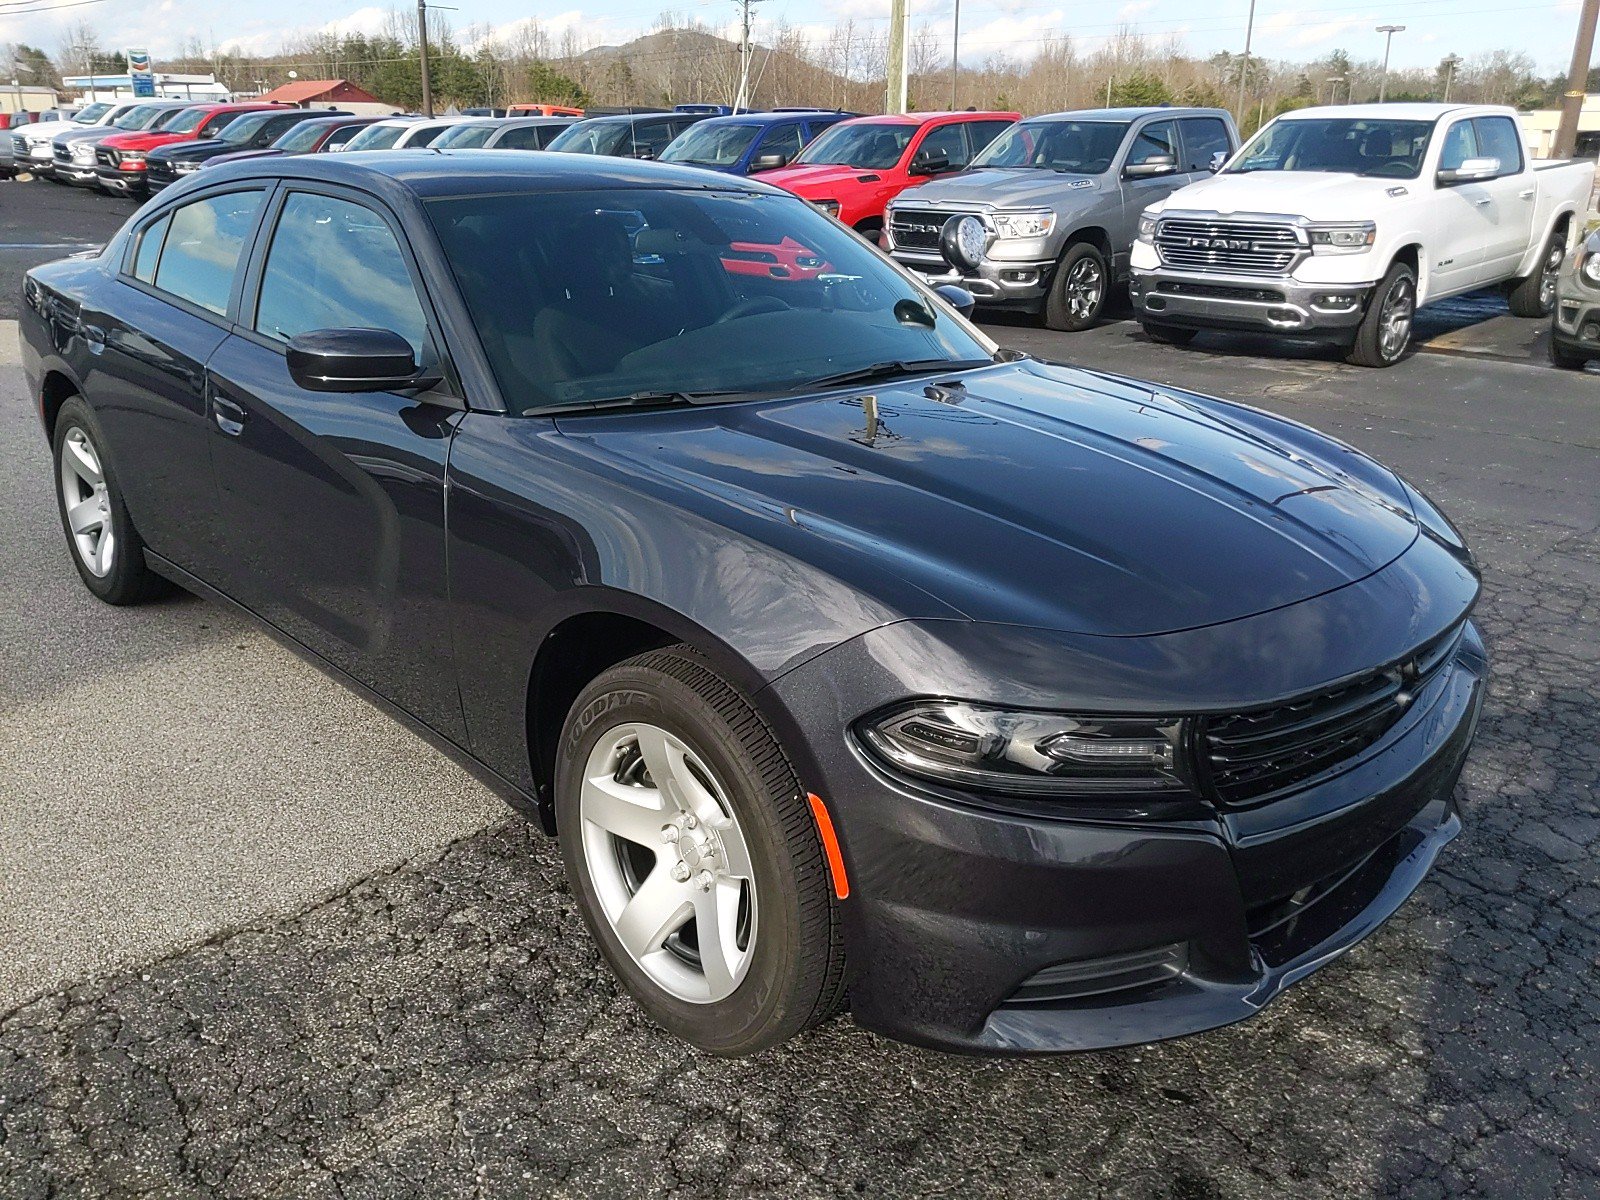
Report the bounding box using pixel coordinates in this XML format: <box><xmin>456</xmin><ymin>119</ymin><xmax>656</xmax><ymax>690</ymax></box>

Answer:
<box><xmin>1550</xmin><ymin>225</ymin><xmax>1600</xmax><ymax>370</ymax></box>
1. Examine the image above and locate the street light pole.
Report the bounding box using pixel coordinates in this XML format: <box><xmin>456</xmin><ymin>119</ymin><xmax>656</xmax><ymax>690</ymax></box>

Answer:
<box><xmin>1376</xmin><ymin>25</ymin><xmax>1405</xmax><ymax>103</ymax></box>
<box><xmin>417</xmin><ymin>0</ymin><xmax>433</xmax><ymax>118</ymax></box>
<box><xmin>1322</xmin><ymin>76</ymin><xmax>1347</xmax><ymax>104</ymax></box>
<box><xmin>1554</xmin><ymin>0</ymin><xmax>1598</xmax><ymax>159</ymax></box>
<box><xmin>950</xmin><ymin>0</ymin><xmax>960</xmax><ymax>110</ymax></box>
<box><xmin>1236</xmin><ymin>0</ymin><xmax>1258</xmax><ymax>125</ymax></box>
<box><xmin>1440</xmin><ymin>54</ymin><xmax>1461</xmax><ymax>102</ymax></box>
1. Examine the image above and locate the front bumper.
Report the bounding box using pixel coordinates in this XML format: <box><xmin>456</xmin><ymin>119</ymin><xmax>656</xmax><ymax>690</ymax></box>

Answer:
<box><xmin>767</xmin><ymin>537</ymin><xmax>1485</xmax><ymax>1054</ymax></box>
<box><xmin>1552</xmin><ymin>282</ymin><xmax>1600</xmax><ymax>361</ymax></box>
<box><xmin>1130</xmin><ymin>267</ymin><xmax>1373</xmax><ymax>336</ymax></box>
<box><xmin>892</xmin><ymin>249</ymin><xmax>1055</xmax><ymax>307</ymax></box>
<box><xmin>94</xmin><ymin>165</ymin><xmax>148</xmax><ymax>194</ymax></box>
<box><xmin>57</xmin><ymin>161</ymin><xmax>99</xmax><ymax>185</ymax></box>
<box><xmin>20</xmin><ymin>151</ymin><xmax>56</xmax><ymax>177</ymax></box>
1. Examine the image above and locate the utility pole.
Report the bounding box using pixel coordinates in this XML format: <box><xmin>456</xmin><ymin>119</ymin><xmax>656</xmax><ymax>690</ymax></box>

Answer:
<box><xmin>1376</xmin><ymin>25</ymin><xmax>1405</xmax><ymax>103</ymax></box>
<box><xmin>1236</xmin><ymin>0</ymin><xmax>1257</xmax><ymax>125</ymax></box>
<box><xmin>886</xmin><ymin>0</ymin><xmax>908</xmax><ymax>114</ymax></box>
<box><xmin>417</xmin><ymin>0</ymin><xmax>433</xmax><ymax>117</ymax></box>
<box><xmin>1554</xmin><ymin>0</ymin><xmax>1598</xmax><ymax>159</ymax></box>
<box><xmin>734</xmin><ymin>0</ymin><xmax>764</xmax><ymax>112</ymax></box>
<box><xmin>1440</xmin><ymin>54</ymin><xmax>1461</xmax><ymax>102</ymax></box>
<box><xmin>950</xmin><ymin>0</ymin><xmax>960</xmax><ymax>110</ymax></box>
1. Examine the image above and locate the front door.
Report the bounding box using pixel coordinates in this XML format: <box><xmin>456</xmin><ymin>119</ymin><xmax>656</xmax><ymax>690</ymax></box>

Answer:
<box><xmin>1118</xmin><ymin>119</ymin><xmax>1185</xmax><ymax>278</ymax></box>
<box><xmin>202</xmin><ymin>185</ymin><xmax>468</xmax><ymax>741</ymax></box>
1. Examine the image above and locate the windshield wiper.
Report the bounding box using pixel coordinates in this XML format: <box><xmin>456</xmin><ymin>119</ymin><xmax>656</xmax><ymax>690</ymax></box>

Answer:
<box><xmin>801</xmin><ymin>358</ymin><xmax>996</xmax><ymax>390</ymax></box>
<box><xmin>550</xmin><ymin>388</ymin><xmax>750</xmax><ymax>414</ymax></box>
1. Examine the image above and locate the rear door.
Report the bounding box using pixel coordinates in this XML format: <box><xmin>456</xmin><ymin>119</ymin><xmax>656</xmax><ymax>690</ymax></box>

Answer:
<box><xmin>202</xmin><ymin>184</ymin><xmax>469</xmax><ymax>740</ymax></box>
<box><xmin>1469</xmin><ymin>114</ymin><xmax>1537</xmax><ymax>279</ymax></box>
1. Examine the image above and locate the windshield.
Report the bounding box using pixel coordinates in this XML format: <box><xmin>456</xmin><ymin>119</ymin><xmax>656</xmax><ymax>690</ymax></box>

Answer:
<box><xmin>434</xmin><ymin>123</ymin><xmax>497</xmax><ymax>148</ymax></box>
<box><xmin>75</xmin><ymin>103</ymin><xmax>112</xmax><ymax>124</ymax></box>
<box><xmin>972</xmin><ymin>120</ymin><xmax>1128</xmax><ymax>173</ymax></box>
<box><xmin>274</xmin><ymin>120</ymin><xmax>333</xmax><ymax>152</ymax></box>
<box><xmin>547</xmin><ymin>120</ymin><xmax>630</xmax><ymax>156</ymax></box>
<box><xmin>660</xmin><ymin>122</ymin><xmax>760</xmax><ymax>166</ymax></box>
<box><xmin>111</xmin><ymin>104</ymin><xmax>160</xmax><ymax>130</ymax></box>
<box><xmin>344</xmin><ymin>123</ymin><xmax>410</xmax><ymax>151</ymax></box>
<box><xmin>792</xmin><ymin>121</ymin><xmax>913</xmax><ymax>169</ymax></box>
<box><xmin>1230</xmin><ymin>117</ymin><xmax>1435</xmax><ymax>179</ymax></box>
<box><xmin>426</xmin><ymin>188</ymin><xmax>993</xmax><ymax>414</ymax></box>
<box><xmin>165</xmin><ymin>107</ymin><xmax>212</xmax><ymax>135</ymax></box>
<box><xmin>151</xmin><ymin>108</ymin><xmax>187</xmax><ymax>130</ymax></box>
<box><xmin>219</xmin><ymin>112</ymin><xmax>273</xmax><ymax>145</ymax></box>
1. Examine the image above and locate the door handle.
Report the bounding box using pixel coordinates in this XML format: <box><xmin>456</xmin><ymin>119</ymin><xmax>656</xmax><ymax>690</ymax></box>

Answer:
<box><xmin>1518</xmin><ymin>189</ymin><xmax>1535</xmax><ymax>200</ymax></box>
<box><xmin>211</xmin><ymin>393</ymin><xmax>247</xmax><ymax>436</ymax></box>
<box><xmin>81</xmin><ymin>324</ymin><xmax>106</xmax><ymax>353</ymax></box>
<box><xmin>1473</xmin><ymin>196</ymin><xmax>1492</xmax><ymax>207</ymax></box>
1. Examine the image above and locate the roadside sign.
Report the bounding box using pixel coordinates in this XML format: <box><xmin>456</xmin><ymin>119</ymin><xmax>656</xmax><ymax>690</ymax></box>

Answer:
<box><xmin>127</xmin><ymin>49</ymin><xmax>155</xmax><ymax>97</ymax></box>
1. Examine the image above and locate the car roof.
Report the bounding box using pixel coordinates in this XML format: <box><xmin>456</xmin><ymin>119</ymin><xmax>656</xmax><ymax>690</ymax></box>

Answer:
<box><xmin>1024</xmin><ymin>107</ymin><xmax>1229</xmax><ymax>122</ymax></box>
<box><xmin>831</xmin><ymin>110</ymin><xmax>1018</xmax><ymax>127</ymax></box>
<box><xmin>197</xmin><ymin>147</ymin><xmax>788</xmax><ymax>201</ymax></box>
<box><xmin>687</xmin><ymin>111</ymin><xmax>850</xmax><ymax>127</ymax></box>
<box><xmin>574</xmin><ymin>112</ymin><xmax>700</xmax><ymax>126</ymax></box>
<box><xmin>1277</xmin><ymin>103</ymin><xmax>1473</xmax><ymax>122</ymax></box>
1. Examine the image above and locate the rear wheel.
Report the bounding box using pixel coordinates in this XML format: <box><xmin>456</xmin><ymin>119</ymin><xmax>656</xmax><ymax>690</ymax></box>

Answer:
<box><xmin>1141</xmin><ymin>321</ymin><xmax>1198</xmax><ymax>346</ymax></box>
<box><xmin>52</xmin><ymin>397</ymin><xmax>170</xmax><ymax>605</ymax></box>
<box><xmin>1043</xmin><ymin>242</ymin><xmax>1110</xmax><ymax>332</ymax></box>
<box><xmin>1346</xmin><ymin>261</ymin><xmax>1416</xmax><ymax>368</ymax></box>
<box><xmin>1507</xmin><ymin>227</ymin><xmax>1566</xmax><ymax>319</ymax></box>
<box><xmin>555</xmin><ymin>645</ymin><xmax>847</xmax><ymax>1055</ymax></box>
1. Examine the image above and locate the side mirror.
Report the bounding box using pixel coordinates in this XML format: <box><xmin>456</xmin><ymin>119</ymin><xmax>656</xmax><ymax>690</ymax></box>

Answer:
<box><xmin>286</xmin><ymin>328</ymin><xmax>441</xmax><ymax>393</ymax></box>
<box><xmin>635</xmin><ymin>147</ymin><xmax>656</xmax><ymax>160</ymax></box>
<box><xmin>1437</xmin><ymin>156</ymin><xmax>1499</xmax><ymax>185</ymax></box>
<box><xmin>910</xmin><ymin>151</ymin><xmax>950</xmax><ymax>176</ymax></box>
<box><xmin>933</xmin><ymin>283</ymin><xmax>977</xmax><ymax>319</ymax></box>
<box><xmin>1209</xmin><ymin>150</ymin><xmax>1229</xmax><ymax>173</ymax></box>
<box><xmin>750</xmin><ymin>151</ymin><xmax>790</xmax><ymax>171</ymax></box>
<box><xmin>1124</xmin><ymin>154</ymin><xmax>1177</xmax><ymax>178</ymax></box>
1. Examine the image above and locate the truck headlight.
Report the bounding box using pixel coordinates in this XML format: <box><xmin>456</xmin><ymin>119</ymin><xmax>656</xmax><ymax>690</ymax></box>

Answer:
<box><xmin>173</xmin><ymin>160</ymin><xmax>202</xmax><ymax>173</ymax></box>
<box><xmin>1579</xmin><ymin>246</ymin><xmax>1600</xmax><ymax>288</ymax></box>
<box><xmin>1308</xmin><ymin>222</ymin><xmax>1376</xmax><ymax>254</ymax></box>
<box><xmin>119</xmin><ymin>150</ymin><xmax>146</xmax><ymax>162</ymax></box>
<box><xmin>856</xmin><ymin>700</ymin><xmax>1188</xmax><ymax>796</ymax></box>
<box><xmin>812</xmin><ymin>198</ymin><xmax>841</xmax><ymax>218</ymax></box>
<box><xmin>991</xmin><ymin>210</ymin><xmax>1055</xmax><ymax>240</ymax></box>
<box><xmin>1137</xmin><ymin>214</ymin><xmax>1157</xmax><ymax>244</ymax></box>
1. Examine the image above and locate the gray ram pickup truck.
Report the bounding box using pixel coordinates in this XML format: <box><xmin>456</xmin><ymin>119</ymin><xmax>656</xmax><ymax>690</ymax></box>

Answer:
<box><xmin>884</xmin><ymin>107</ymin><xmax>1239</xmax><ymax>330</ymax></box>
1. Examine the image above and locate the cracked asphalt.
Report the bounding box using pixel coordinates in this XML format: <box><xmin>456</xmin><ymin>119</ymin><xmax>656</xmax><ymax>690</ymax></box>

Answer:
<box><xmin>2</xmin><ymin>179</ymin><xmax>1598</xmax><ymax>1197</ymax></box>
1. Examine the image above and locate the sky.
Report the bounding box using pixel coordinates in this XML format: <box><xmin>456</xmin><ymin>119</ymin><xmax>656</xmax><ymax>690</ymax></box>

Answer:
<box><xmin>4</xmin><ymin>0</ymin><xmax>1589</xmax><ymax>78</ymax></box>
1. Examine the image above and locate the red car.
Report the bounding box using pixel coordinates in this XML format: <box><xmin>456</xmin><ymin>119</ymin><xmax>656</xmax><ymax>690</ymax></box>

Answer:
<box><xmin>94</xmin><ymin>102</ymin><xmax>287</xmax><ymax>197</ymax></box>
<box><xmin>758</xmin><ymin>110</ymin><xmax>1018</xmax><ymax>237</ymax></box>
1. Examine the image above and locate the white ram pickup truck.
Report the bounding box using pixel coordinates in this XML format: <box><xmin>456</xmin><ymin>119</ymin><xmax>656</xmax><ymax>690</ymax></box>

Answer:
<box><xmin>1128</xmin><ymin>104</ymin><xmax>1596</xmax><ymax>366</ymax></box>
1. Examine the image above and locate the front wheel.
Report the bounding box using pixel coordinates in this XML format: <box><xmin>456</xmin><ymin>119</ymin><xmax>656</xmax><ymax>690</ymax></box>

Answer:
<box><xmin>555</xmin><ymin>645</ymin><xmax>847</xmax><ymax>1055</ymax></box>
<box><xmin>1507</xmin><ymin>227</ymin><xmax>1566</xmax><ymax>319</ymax></box>
<box><xmin>1043</xmin><ymin>243</ymin><xmax>1110</xmax><ymax>332</ymax></box>
<box><xmin>1346</xmin><ymin>262</ymin><xmax>1417</xmax><ymax>368</ymax></box>
<box><xmin>1549</xmin><ymin>335</ymin><xmax>1590</xmax><ymax>370</ymax></box>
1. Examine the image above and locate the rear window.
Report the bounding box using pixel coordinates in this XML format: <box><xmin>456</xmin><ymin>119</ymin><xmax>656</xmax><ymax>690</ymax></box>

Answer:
<box><xmin>150</xmin><ymin>190</ymin><xmax>265</xmax><ymax>315</ymax></box>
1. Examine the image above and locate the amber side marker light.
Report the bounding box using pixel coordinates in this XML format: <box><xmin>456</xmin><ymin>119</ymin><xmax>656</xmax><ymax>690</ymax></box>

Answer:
<box><xmin>807</xmin><ymin>793</ymin><xmax>850</xmax><ymax>900</ymax></box>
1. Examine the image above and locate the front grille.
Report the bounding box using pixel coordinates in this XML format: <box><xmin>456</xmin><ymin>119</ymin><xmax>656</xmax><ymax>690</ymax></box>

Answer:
<box><xmin>1155</xmin><ymin>280</ymin><xmax>1285</xmax><ymax>304</ymax></box>
<box><xmin>890</xmin><ymin>209</ymin><xmax>953</xmax><ymax>252</ymax></box>
<box><xmin>52</xmin><ymin>143</ymin><xmax>70</xmax><ymax>163</ymax></box>
<box><xmin>1156</xmin><ymin>218</ymin><xmax>1302</xmax><ymax>276</ymax></box>
<box><xmin>1199</xmin><ymin>623</ymin><xmax>1464</xmax><ymax>806</ymax></box>
<box><xmin>148</xmin><ymin>161</ymin><xmax>174</xmax><ymax>183</ymax></box>
<box><xmin>96</xmin><ymin>147</ymin><xmax>117</xmax><ymax>167</ymax></box>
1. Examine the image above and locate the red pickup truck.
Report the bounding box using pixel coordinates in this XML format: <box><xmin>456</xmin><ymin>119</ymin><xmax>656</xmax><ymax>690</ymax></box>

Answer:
<box><xmin>758</xmin><ymin>110</ymin><xmax>1018</xmax><ymax>237</ymax></box>
<box><xmin>94</xmin><ymin>102</ymin><xmax>286</xmax><ymax>197</ymax></box>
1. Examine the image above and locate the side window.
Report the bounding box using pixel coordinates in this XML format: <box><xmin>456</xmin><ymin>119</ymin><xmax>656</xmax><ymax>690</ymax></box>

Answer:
<box><xmin>323</xmin><ymin>124</ymin><xmax>363</xmax><ymax>148</ymax></box>
<box><xmin>1438</xmin><ymin>120</ymin><xmax>1477</xmax><ymax>171</ymax></box>
<box><xmin>497</xmin><ymin>126</ymin><xmax>542</xmax><ymax>149</ymax></box>
<box><xmin>130</xmin><ymin>212</ymin><xmax>171</xmax><ymax>283</ymax></box>
<box><xmin>254</xmin><ymin>191</ymin><xmax>429</xmax><ymax>358</ymax></box>
<box><xmin>916</xmin><ymin>123</ymin><xmax>970</xmax><ymax>168</ymax></box>
<box><xmin>151</xmin><ymin>190</ymin><xmax>265</xmax><ymax>315</ymax></box>
<box><xmin>633</xmin><ymin>122</ymin><xmax>678</xmax><ymax>158</ymax></box>
<box><xmin>199</xmin><ymin>112</ymin><xmax>243</xmax><ymax>139</ymax></box>
<box><xmin>967</xmin><ymin>120</ymin><xmax>1014</xmax><ymax>157</ymax></box>
<box><xmin>1179</xmin><ymin>117</ymin><xmax>1232</xmax><ymax>172</ymax></box>
<box><xmin>756</xmin><ymin>123</ymin><xmax>804</xmax><ymax>165</ymax></box>
<box><xmin>1473</xmin><ymin>116</ymin><xmax>1524</xmax><ymax>177</ymax></box>
<box><xmin>1126</xmin><ymin>120</ymin><xmax>1178</xmax><ymax>169</ymax></box>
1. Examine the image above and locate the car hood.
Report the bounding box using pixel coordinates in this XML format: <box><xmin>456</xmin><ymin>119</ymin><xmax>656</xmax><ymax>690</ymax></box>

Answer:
<box><xmin>1153</xmin><ymin>170</ymin><xmax>1407</xmax><ymax>220</ymax></box>
<box><xmin>560</xmin><ymin>360</ymin><xmax>1423</xmax><ymax>636</ymax></box>
<box><xmin>158</xmin><ymin>140</ymin><xmax>237</xmax><ymax>162</ymax></box>
<box><xmin>760</xmin><ymin>162</ymin><xmax>897</xmax><ymax>196</ymax></box>
<box><xmin>898</xmin><ymin>168</ymin><xmax>1104</xmax><ymax>209</ymax></box>
<box><xmin>102</xmin><ymin>130</ymin><xmax>192</xmax><ymax>152</ymax></box>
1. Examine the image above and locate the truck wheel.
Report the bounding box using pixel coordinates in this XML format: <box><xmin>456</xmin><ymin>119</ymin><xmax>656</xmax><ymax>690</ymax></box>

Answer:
<box><xmin>1346</xmin><ymin>262</ymin><xmax>1416</xmax><ymax>368</ymax></box>
<box><xmin>1549</xmin><ymin>336</ymin><xmax>1590</xmax><ymax>370</ymax></box>
<box><xmin>1142</xmin><ymin>322</ymin><xmax>1198</xmax><ymax>346</ymax></box>
<box><xmin>1043</xmin><ymin>243</ymin><xmax>1109</xmax><ymax>332</ymax></box>
<box><xmin>1506</xmin><ymin>227</ymin><xmax>1567</xmax><ymax>319</ymax></box>
<box><xmin>555</xmin><ymin>644</ymin><xmax>848</xmax><ymax>1055</ymax></box>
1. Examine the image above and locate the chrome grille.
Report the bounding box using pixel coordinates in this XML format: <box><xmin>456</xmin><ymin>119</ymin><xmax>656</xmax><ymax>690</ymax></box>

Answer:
<box><xmin>1155</xmin><ymin>218</ymin><xmax>1302</xmax><ymax>276</ymax></box>
<box><xmin>96</xmin><ymin>147</ymin><xmax>117</xmax><ymax>167</ymax></box>
<box><xmin>890</xmin><ymin>209</ymin><xmax>954</xmax><ymax>252</ymax></box>
<box><xmin>52</xmin><ymin>143</ymin><xmax>70</xmax><ymax>163</ymax></box>
<box><xmin>1199</xmin><ymin>623</ymin><xmax>1464</xmax><ymax>805</ymax></box>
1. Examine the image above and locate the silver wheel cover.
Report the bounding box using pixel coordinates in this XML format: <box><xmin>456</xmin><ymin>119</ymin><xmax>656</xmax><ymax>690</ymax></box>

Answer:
<box><xmin>59</xmin><ymin>427</ymin><xmax>115</xmax><ymax>578</ymax></box>
<box><xmin>579</xmin><ymin>722</ymin><xmax>757</xmax><ymax>1004</ymax></box>
<box><xmin>1379</xmin><ymin>276</ymin><xmax>1415</xmax><ymax>361</ymax></box>
<box><xmin>1064</xmin><ymin>256</ymin><xmax>1104</xmax><ymax>321</ymax></box>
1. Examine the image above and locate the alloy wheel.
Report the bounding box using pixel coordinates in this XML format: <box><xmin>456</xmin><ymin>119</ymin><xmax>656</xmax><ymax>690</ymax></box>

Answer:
<box><xmin>1065</xmin><ymin>257</ymin><xmax>1104</xmax><ymax>321</ymax></box>
<box><xmin>1378</xmin><ymin>276</ymin><xmax>1415</xmax><ymax>362</ymax></box>
<box><xmin>1539</xmin><ymin>237</ymin><xmax>1565</xmax><ymax>311</ymax></box>
<box><xmin>579</xmin><ymin>722</ymin><xmax>757</xmax><ymax>1004</ymax></box>
<box><xmin>59</xmin><ymin>427</ymin><xmax>115</xmax><ymax>578</ymax></box>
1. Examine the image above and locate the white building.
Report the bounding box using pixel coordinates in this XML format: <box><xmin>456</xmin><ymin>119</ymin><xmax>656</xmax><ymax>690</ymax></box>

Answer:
<box><xmin>1520</xmin><ymin>95</ymin><xmax>1600</xmax><ymax>160</ymax></box>
<box><xmin>61</xmin><ymin>73</ymin><xmax>231</xmax><ymax>104</ymax></box>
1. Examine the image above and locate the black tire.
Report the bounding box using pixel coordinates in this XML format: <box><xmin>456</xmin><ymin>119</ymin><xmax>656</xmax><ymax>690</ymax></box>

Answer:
<box><xmin>1549</xmin><ymin>335</ymin><xmax>1590</xmax><ymax>370</ymax></box>
<box><xmin>555</xmin><ymin>644</ymin><xmax>847</xmax><ymax>1055</ymax></box>
<box><xmin>51</xmin><ymin>396</ymin><xmax>170</xmax><ymax>605</ymax></box>
<box><xmin>1043</xmin><ymin>242</ymin><xmax>1110</xmax><ymax>332</ymax></box>
<box><xmin>1141</xmin><ymin>321</ymin><xmax>1198</xmax><ymax>346</ymax></box>
<box><xmin>1346</xmin><ymin>260</ymin><xmax>1417</xmax><ymax>368</ymax></box>
<box><xmin>1507</xmin><ymin>226</ymin><xmax>1566</xmax><ymax>319</ymax></box>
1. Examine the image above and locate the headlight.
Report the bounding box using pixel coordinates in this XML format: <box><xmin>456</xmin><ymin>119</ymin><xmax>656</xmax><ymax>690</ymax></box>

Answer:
<box><xmin>119</xmin><ymin>150</ymin><xmax>146</xmax><ymax>162</ymax></box>
<box><xmin>991</xmin><ymin>210</ymin><xmax>1055</xmax><ymax>240</ymax></box>
<box><xmin>812</xmin><ymin>198</ymin><xmax>841</xmax><ymax>218</ymax></box>
<box><xmin>856</xmin><ymin>700</ymin><xmax>1188</xmax><ymax>796</ymax></box>
<box><xmin>1308</xmin><ymin>222</ymin><xmax>1376</xmax><ymax>254</ymax></box>
<box><xmin>1580</xmin><ymin>247</ymin><xmax>1600</xmax><ymax>288</ymax></box>
<box><xmin>1137</xmin><ymin>214</ymin><xmax>1157</xmax><ymax>244</ymax></box>
<box><xmin>173</xmin><ymin>160</ymin><xmax>201</xmax><ymax>173</ymax></box>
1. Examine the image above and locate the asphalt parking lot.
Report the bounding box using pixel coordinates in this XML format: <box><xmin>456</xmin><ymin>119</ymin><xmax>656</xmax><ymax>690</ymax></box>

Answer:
<box><xmin>1</xmin><ymin>177</ymin><xmax>1596</xmax><ymax>1198</ymax></box>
